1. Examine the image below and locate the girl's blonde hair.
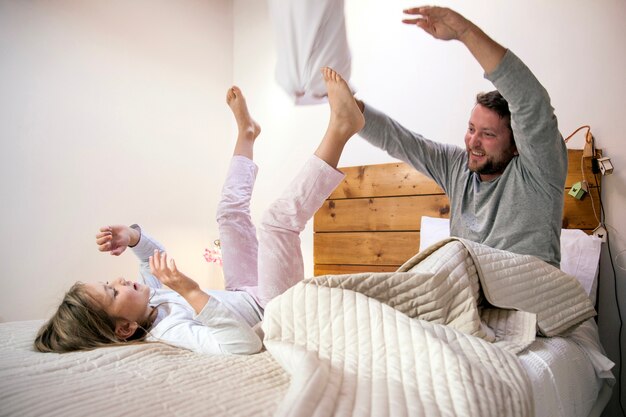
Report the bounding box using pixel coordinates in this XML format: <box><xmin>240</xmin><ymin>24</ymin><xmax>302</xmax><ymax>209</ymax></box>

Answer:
<box><xmin>34</xmin><ymin>282</ymin><xmax>155</xmax><ymax>353</ymax></box>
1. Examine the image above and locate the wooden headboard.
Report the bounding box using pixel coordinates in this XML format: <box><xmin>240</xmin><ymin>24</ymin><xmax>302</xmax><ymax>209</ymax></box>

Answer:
<box><xmin>313</xmin><ymin>149</ymin><xmax>601</xmax><ymax>275</ymax></box>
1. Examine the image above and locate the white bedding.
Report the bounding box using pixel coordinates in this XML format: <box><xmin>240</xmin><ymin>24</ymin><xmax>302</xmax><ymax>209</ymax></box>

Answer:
<box><xmin>0</xmin><ymin>319</ymin><xmax>612</xmax><ymax>417</ymax></box>
<box><xmin>0</xmin><ymin>241</ymin><xmax>614</xmax><ymax>417</ymax></box>
<box><xmin>519</xmin><ymin>319</ymin><xmax>614</xmax><ymax>417</ymax></box>
<box><xmin>262</xmin><ymin>238</ymin><xmax>612</xmax><ymax>417</ymax></box>
<box><xmin>0</xmin><ymin>320</ymin><xmax>289</xmax><ymax>417</ymax></box>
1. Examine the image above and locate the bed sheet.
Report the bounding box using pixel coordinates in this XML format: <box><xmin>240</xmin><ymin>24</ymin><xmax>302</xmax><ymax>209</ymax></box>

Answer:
<box><xmin>519</xmin><ymin>319</ymin><xmax>614</xmax><ymax>417</ymax></box>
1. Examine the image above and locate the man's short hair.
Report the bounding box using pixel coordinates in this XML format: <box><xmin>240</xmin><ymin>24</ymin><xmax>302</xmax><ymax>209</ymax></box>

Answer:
<box><xmin>476</xmin><ymin>90</ymin><xmax>514</xmax><ymax>140</ymax></box>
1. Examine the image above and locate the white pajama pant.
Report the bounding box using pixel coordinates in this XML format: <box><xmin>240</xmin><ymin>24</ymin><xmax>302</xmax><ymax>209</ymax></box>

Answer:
<box><xmin>216</xmin><ymin>155</ymin><xmax>344</xmax><ymax>308</ymax></box>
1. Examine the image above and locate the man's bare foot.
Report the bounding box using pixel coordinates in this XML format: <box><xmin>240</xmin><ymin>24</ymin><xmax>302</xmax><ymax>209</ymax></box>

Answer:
<box><xmin>322</xmin><ymin>67</ymin><xmax>365</xmax><ymax>142</ymax></box>
<box><xmin>226</xmin><ymin>86</ymin><xmax>261</xmax><ymax>140</ymax></box>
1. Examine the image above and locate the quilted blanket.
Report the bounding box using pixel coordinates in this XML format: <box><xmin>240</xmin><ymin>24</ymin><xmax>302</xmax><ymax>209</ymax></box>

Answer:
<box><xmin>262</xmin><ymin>239</ymin><xmax>596</xmax><ymax>417</ymax></box>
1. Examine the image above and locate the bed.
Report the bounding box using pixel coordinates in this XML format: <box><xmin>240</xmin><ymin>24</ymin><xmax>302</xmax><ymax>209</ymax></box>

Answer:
<box><xmin>0</xmin><ymin>149</ymin><xmax>614</xmax><ymax>417</ymax></box>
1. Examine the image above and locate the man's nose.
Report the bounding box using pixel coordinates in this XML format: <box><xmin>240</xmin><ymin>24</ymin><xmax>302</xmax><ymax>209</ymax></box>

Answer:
<box><xmin>468</xmin><ymin>133</ymin><xmax>480</xmax><ymax>147</ymax></box>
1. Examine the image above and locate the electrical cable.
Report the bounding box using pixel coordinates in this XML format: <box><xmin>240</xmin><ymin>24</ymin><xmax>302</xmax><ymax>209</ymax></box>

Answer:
<box><xmin>563</xmin><ymin>125</ymin><xmax>622</xmax><ymax>414</ymax></box>
<box><xmin>564</xmin><ymin>125</ymin><xmax>591</xmax><ymax>143</ymax></box>
<box><xmin>594</xmin><ymin>171</ymin><xmax>625</xmax><ymax>416</ymax></box>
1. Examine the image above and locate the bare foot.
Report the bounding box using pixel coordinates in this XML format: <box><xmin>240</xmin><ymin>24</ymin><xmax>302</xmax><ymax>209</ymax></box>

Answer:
<box><xmin>313</xmin><ymin>68</ymin><xmax>365</xmax><ymax>168</ymax></box>
<box><xmin>321</xmin><ymin>67</ymin><xmax>364</xmax><ymax>142</ymax></box>
<box><xmin>226</xmin><ymin>86</ymin><xmax>261</xmax><ymax>140</ymax></box>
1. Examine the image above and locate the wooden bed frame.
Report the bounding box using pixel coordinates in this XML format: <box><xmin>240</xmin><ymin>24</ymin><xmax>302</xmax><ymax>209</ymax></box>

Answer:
<box><xmin>314</xmin><ymin>149</ymin><xmax>601</xmax><ymax>275</ymax></box>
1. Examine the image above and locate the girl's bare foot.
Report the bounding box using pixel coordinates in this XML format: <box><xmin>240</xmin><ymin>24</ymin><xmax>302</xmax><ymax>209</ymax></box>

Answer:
<box><xmin>314</xmin><ymin>68</ymin><xmax>365</xmax><ymax>168</ymax></box>
<box><xmin>322</xmin><ymin>67</ymin><xmax>365</xmax><ymax>142</ymax></box>
<box><xmin>226</xmin><ymin>86</ymin><xmax>261</xmax><ymax>158</ymax></box>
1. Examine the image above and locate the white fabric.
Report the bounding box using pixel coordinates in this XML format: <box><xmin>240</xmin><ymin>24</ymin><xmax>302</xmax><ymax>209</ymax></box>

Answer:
<box><xmin>268</xmin><ymin>0</ymin><xmax>352</xmax><ymax>105</ymax></box>
<box><xmin>0</xmin><ymin>320</ymin><xmax>288</xmax><ymax>417</ymax></box>
<box><xmin>1</xmin><ymin>307</ymin><xmax>613</xmax><ymax>417</ymax></box>
<box><xmin>262</xmin><ymin>239</ymin><xmax>598</xmax><ymax>417</ymax></box>
<box><xmin>264</xmin><ymin>286</ymin><xmax>533</xmax><ymax>417</ymax></box>
<box><xmin>418</xmin><ymin>216</ymin><xmax>451</xmax><ymax>251</ymax></box>
<box><xmin>419</xmin><ymin>216</ymin><xmax>602</xmax><ymax>302</ymax></box>
<box><xmin>519</xmin><ymin>319</ymin><xmax>615</xmax><ymax>417</ymax></box>
<box><xmin>560</xmin><ymin>229</ymin><xmax>602</xmax><ymax>304</ymax></box>
<box><xmin>148</xmin><ymin>289</ymin><xmax>263</xmax><ymax>355</ymax></box>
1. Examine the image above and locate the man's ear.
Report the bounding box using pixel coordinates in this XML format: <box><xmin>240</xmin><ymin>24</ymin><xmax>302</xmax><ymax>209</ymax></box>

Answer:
<box><xmin>115</xmin><ymin>320</ymin><xmax>139</xmax><ymax>340</ymax></box>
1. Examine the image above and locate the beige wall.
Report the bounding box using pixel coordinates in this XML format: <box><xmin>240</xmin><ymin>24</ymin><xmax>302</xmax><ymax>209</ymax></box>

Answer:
<box><xmin>0</xmin><ymin>0</ymin><xmax>234</xmax><ymax>321</ymax></box>
<box><xmin>1</xmin><ymin>0</ymin><xmax>624</xmax><ymax>414</ymax></box>
<box><xmin>233</xmin><ymin>0</ymin><xmax>626</xmax><ymax>414</ymax></box>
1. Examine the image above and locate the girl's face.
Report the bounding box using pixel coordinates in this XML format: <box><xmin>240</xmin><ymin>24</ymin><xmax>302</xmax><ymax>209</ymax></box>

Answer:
<box><xmin>85</xmin><ymin>278</ymin><xmax>152</xmax><ymax>325</ymax></box>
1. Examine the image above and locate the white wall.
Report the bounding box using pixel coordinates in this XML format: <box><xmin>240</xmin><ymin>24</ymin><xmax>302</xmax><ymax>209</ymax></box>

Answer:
<box><xmin>1</xmin><ymin>0</ymin><xmax>624</xmax><ymax>414</ymax></box>
<box><xmin>0</xmin><ymin>0</ymin><xmax>234</xmax><ymax>322</ymax></box>
<box><xmin>233</xmin><ymin>0</ymin><xmax>626</xmax><ymax>414</ymax></box>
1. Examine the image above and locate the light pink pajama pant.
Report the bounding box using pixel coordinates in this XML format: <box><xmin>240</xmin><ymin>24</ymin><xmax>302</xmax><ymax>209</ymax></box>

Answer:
<box><xmin>216</xmin><ymin>155</ymin><xmax>344</xmax><ymax>308</ymax></box>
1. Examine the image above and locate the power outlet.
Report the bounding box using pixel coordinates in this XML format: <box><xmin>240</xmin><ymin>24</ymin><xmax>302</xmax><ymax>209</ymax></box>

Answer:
<box><xmin>593</xmin><ymin>225</ymin><xmax>607</xmax><ymax>243</ymax></box>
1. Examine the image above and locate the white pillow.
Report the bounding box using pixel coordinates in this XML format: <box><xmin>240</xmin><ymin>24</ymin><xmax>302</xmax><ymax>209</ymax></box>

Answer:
<box><xmin>560</xmin><ymin>229</ymin><xmax>602</xmax><ymax>304</ymax></box>
<box><xmin>269</xmin><ymin>0</ymin><xmax>352</xmax><ymax>105</ymax></box>
<box><xmin>419</xmin><ymin>216</ymin><xmax>602</xmax><ymax>303</ymax></box>
<box><xmin>418</xmin><ymin>216</ymin><xmax>452</xmax><ymax>253</ymax></box>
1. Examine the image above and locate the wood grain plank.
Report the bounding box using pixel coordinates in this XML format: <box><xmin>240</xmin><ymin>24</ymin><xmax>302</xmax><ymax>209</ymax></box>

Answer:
<box><xmin>314</xmin><ymin>195</ymin><xmax>450</xmax><ymax>232</ymax></box>
<box><xmin>565</xmin><ymin>149</ymin><xmax>602</xmax><ymax>188</ymax></box>
<box><xmin>314</xmin><ymin>264</ymin><xmax>399</xmax><ymax>276</ymax></box>
<box><xmin>562</xmin><ymin>187</ymin><xmax>602</xmax><ymax>229</ymax></box>
<box><xmin>314</xmin><ymin>232</ymin><xmax>421</xmax><ymax>266</ymax></box>
<box><xmin>315</xmin><ymin>149</ymin><xmax>601</xmax><ymax>273</ymax></box>
<box><xmin>316</xmin><ymin>188</ymin><xmax>600</xmax><ymax>232</ymax></box>
<box><xmin>329</xmin><ymin>150</ymin><xmax>600</xmax><ymax>200</ymax></box>
<box><xmin>330</xmin><ymin>163</ymin><xmax>444</xmax><ymax>199</ymax></box>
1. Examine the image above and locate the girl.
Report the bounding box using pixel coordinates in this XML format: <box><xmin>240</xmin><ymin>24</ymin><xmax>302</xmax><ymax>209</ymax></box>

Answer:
<box><xmin>34</xmin><ymin>67</ymin><xmax>365</xmax><ymax>355</ymax></box>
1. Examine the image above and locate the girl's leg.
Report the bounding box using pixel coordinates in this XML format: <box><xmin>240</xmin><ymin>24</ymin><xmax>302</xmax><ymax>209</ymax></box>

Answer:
<box><xmin>216</xmin><ymin>86</ymin><xmax>261</xmax><ymax>291</ymax></box>
<box><xmin>256</xmin><ymin>67</ymin><xmax>365</xmax><ymax>307</ymax></box>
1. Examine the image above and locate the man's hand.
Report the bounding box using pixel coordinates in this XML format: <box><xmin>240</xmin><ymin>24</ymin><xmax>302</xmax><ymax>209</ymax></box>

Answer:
<box><xmin>402</xmin><ymin>5</ymin><xmax>506</xmax><ymax>74</ymax></box>
<box><xmin>402</xmin><ymin>6</ymin><xmax>471</xmax><ymax>41</ymax></box>
<box><xmin>149</xmin><ymin>250</ymin><xmax>209</xmax><ymax>313</ymax></box>
<box><xmin>96</xmin><ymin>225</ymin><xmax>140</xmax><ymax>256</ymax></box>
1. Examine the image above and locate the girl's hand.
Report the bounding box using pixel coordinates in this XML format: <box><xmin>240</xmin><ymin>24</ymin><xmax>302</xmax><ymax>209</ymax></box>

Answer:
<box><xmin>149</xmin><ymin>250</ymin><xmax>209</xmax><ymax>314</ymax></box>
<box><xmin>96</xmin><ymin>225</ymin><xmax>139</xmax><ymax>256</ymax></box>
<box><xmin>149</xmin><ymin>250</ymin><xmax>200</xmax><ymax>296</ymax></box>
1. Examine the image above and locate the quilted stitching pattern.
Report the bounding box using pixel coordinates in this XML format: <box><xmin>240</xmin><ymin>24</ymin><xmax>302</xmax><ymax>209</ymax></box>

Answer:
<box><xmin>264</xmin><ymin>238</ymin><xmax>595</xmax><ymax>416</ymax></box>
<box><xmin>263</xmin><ymin>284</ymin><xmax>532</xmax><ymax>417</ymax></box>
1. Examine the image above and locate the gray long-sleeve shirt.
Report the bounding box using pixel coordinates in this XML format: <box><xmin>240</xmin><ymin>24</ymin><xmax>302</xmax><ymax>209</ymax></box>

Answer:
<box><xmin>359</xmin><ymin>50</ymin><xmax>568</xmax><ymax>267</ymax></box>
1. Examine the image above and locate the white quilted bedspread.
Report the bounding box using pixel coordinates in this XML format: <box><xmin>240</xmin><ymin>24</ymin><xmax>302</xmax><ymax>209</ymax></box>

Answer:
<box><xmin>0</xmin><ymin>320</ymin><xmax>289</xmax><ymax>417</ymax></box>
<box><xmin>262</xmin><ymin>239</ymin><xmax>596</xmax><ymax>417</ymax></box>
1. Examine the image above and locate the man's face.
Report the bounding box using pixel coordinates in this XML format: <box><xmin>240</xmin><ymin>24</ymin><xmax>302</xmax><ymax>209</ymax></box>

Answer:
<box><xmin>464</xmin><ymin>104</ymin><xmax>517</xmax><ymax>181</ymax></box>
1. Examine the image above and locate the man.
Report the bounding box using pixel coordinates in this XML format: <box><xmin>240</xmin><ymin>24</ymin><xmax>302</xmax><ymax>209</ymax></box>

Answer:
<box><xmin>356</xmin><ymin>6</ymin><xmax>567</xmax><ymax>267</ymax></box>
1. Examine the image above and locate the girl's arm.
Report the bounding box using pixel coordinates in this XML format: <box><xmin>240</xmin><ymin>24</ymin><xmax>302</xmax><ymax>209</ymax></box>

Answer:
<box><xmin>95</xmin><ymin>224</ymin><xmax>141</xmax><ymax>255</ymax></box>
<box><xmin>128</xmin><ymin>225</ymin><xmax>165</xmax><ymax>289</ymax></box>
<box><xmin>149</xmin><ymin>250</ymin><xmax>262</xmax><ymax>355</ymax></box>
<box><xmin>149</xmin><ymin>250</ymin><xmax>208</xmax><ymax>312</ymax></box>
<box><xmin>95</xmin><ymin>224</ymin><xmax>165</xmax><ymax>289</ymax></box>
<box><xmin>156</xmin><ymin>302</ymin><xmax>263</xmax><ymax>355</ymax></box>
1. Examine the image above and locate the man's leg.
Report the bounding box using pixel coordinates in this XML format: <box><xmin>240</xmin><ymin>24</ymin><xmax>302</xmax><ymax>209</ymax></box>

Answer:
<box><xmin>256</xmin><ymin>67</ymin><xmax>364</xmax><ymax>307</ymax></box>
